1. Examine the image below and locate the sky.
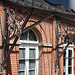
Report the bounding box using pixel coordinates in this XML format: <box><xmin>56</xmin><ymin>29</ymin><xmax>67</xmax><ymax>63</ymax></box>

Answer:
<box><xmin>47</xmin><ymin>0</ymin><xmax>75</xmax><ymax>11</ymax></box>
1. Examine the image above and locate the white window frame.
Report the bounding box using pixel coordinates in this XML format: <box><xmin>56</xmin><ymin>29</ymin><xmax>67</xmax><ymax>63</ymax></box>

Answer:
<box><xmin>63</xmin><ymin>44</ymin><xmax>74</xmax><ymax>75</ymax></box>
<box><xmin>18</xmin><ymin>29</ymin><xmax>39</xmax><ymax>75</ymax></box>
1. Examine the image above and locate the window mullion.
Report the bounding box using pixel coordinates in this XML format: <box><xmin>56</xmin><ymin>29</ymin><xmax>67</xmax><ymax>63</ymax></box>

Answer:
<box><xmin>25</xmin><ymin>46</ymin><xmax>29</xmax><ymax>75</ymax></box>
<box><xmin>66</xmin><ymin>49</ymin><xmax>68</xmax><ymax>75</ymax></box>
<box><xmin>72</xmin><ymin>49</ymin><xmax>74</xmax><ymax>75</ymax></box>
<box><xmin>35</xmin><ymin>46</ymin><xmax>39</xmax><ymax>75</ymax></box>
<box><xmin>24</xmin><ymin>47</ymin><xmax>26</xmax><ymax>75</ymax></box>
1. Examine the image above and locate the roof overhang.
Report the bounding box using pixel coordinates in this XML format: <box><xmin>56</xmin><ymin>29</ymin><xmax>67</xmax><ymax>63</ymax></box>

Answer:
<box><xmin>1</xmin><ymin>0</ymin><xmax>75</xmax><ymax>22</ymax></box>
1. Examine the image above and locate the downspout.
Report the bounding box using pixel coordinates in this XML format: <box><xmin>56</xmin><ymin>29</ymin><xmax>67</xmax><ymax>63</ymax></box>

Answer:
<box><xmin>55</xmin><ymin>17</ymin><xmax>58</xmax><ymax>72</ymax></box>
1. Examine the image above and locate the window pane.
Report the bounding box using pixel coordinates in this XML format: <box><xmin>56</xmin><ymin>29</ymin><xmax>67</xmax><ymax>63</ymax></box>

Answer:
<box><xmin>20</xmin><ymin>31</ymin><xmax>28</xmax><ymax>40</ymax></box>
<box><xmin>19</xmin><ymin>60</ymin><xmax>25</xmax><ymax>70</ymax></box>
<box><xmin>29</xmin><ymin>70</ymin><xmax>35</xmax><ymax>75</ymax></box>
<box><xmin>69</xmin><ymin>50</ymin><xmax>72</xmax><ymax>58</ymax></box>
<box><xmin>63</xmin><ymin>72</ymin><xmax>65</xmax><ymax>75</ymax></box>
<box><xmin>19</xmin><ymin>48</ymin><xmax>25</xmax><ymax>59</ymax></box>
<box><xmin>63</xmin><ymin>67</ymin><xmax>66</xmax><ymax>73</ymax></box>
<box><xmin>29</xmin><ymin>60</ymin><xmax>35</xmax><ymax>69</ymax></box>
<box><xmin>68</xmin><ymin>67</ymin><xmax>72</xmax><ymax>74</ymax></box>
<box><xmin>68</xmin><ymin>59</ymin><xmax>72</xmax><ymax>66</ymax></box>
<box><xmin>63</xmin><ymin>59</ymin><xmax>66</xmax><ymax>66</ymax></box>
<box><xmin>64</xmin><ymin>51</ymin><xmax>66</xmax><ymax>58</ymax></box>
<box><xmin>63</xmin><ymin>52</ymin><xmax>66</xmax><ymax>66</ymax></box>
<box><xmin>29</xmin><ymin>30</ymin><xmax>37</xmax><ymax>41</ymax></box>
<box><xmin>18</xmin><ymin>72</ymin><xmax>24</xmax><ymax>75</ymax></box>
<box><xmin>29</xmin><ymin>48</ymin><xmax>35</xmax><ymax>58</ymax></box>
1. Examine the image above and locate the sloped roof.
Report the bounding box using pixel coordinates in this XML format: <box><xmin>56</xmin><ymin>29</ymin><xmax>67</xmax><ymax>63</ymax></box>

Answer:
<box><xmin>3</xmin><ymin>0</ymin><xmax>75</xmax><ymax>21</ymax></box>
<box><xmin>6</xmin><ymin>0</ymin><xmax>74</xmax><ymax>14</ymax></box>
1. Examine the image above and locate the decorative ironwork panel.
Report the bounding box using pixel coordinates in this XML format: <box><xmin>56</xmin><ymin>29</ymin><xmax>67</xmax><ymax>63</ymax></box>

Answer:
<box><xmin>6</xmin><ymin>7</ymin><xmax>25</xmax><ymax>39</ymax></box>
<box><xmin>58</xmin><ymin>21</ymin><xmax>75</xmax><ymax>44</ymax></box>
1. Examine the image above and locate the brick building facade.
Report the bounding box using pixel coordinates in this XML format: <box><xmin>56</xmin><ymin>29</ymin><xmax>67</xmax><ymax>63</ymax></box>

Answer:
<box><xmin>0</xmin><ymin>0</ymin><xmax>75</xmax><ymax>75</ymax></box>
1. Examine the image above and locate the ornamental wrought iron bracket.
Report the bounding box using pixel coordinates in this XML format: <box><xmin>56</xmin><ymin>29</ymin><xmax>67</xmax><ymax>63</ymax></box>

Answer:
<box><xmin>6</xmin><ymin>7</ymin><xmax>26</xmax><ymax>39</ymax></box>
<box><xmin>58</xmin><ymin>21</ymin><xmax>75</xmax><ymax>44</ymax></box>
<box><xmin>55</xmin><ymin>20</ymin><xmax>75</xmax><ymax>71</ymax></box>
<box><xmin>5</xmin><ymin>7</ymin><xmax>54</xmax><ymax>40</ymax></box>
<box><xmin>1</xmin><ymin>7</ymin><xmax>34</xmax><ymax>66</ymax></box>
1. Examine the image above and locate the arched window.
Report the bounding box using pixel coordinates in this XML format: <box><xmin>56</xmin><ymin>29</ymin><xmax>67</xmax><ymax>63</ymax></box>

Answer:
<box><xmin>63</xmin><ymin>44</ymin><xmax>74</xmax><ymax>75</ymax></box>
<box><xmin>20</xmin><ymin>30</ymin><xmax>37</xmax><ymax>41</ymax></box>
<box><xmin>18</xmin><ymin>29</ymin><xmax>39</xmax><ymax>75</ymax></box>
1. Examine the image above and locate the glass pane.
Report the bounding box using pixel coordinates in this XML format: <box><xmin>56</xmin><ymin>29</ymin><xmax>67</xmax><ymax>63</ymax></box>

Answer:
<box><xmin>20</xmin><ymin>31</ymin><xmax>28</xmax><ymax>40</ymax></box>
<box><xmin>63</xmin><ymin>67</ymin><xmax>66</xmax><ymax>72</ymax></box>
<box><xmin>69</xmin><ymin>50</ymin><xmax>72</xmax><ymax>58</ymax></box>
<box><xmin>29</xmin><ymin>30</ymin><xmax>37</xmax><ymax>41</ymax></box>
<box><xmin>19</xmin><ymin>48</ymin><xmax>25</xmax><ymax>59</ymax></box>
<box><xmin>29</xmin><ymin>48</ymin><xmax>35</xmax><ymax>59</ymax></box>
<box><xmin>63</xmin><ymin>59</ymin><xmax>66</xmax><ymax>66</ymax></box>
<box><xmin>63</xmin><ymin>72</ymin><xmax>65</xmax><ymax>75</ymax></box>
<box><xmin>19</xmin><ymin>60</ymin><xmax>25</xmax><ymax>70</ymax></box>
<box><xmin>18</xmin><ymin>72</ymin><xmax>24</xmax><ymax>75</ymax></box>
<box><xmin>68</xmin><ymin>59</ymin><xmax>72</xmax><ymax>66</ymax></box>
<box><xmin>29</xmin><ymin>70</ymin><xmax>35</xmax><ymax>75</ymax></box>
<box><xmin>64</xmin><ymin>51</ymin><xmax>66</xmax><ymax>58</ymax></box>
<box><xmin>29</xmin><ymin>60</ymin><xmax>35</xmax><ymax>69</ymax></box>
<box><xmin>68</xmin><ymin>67</ymin><xmax>72</xmax><ymax>74</ymax></box>
<box><xmin>63</xmin><ymin>52</ymin><xmax>66</xmax><ymax>66</ymax></box>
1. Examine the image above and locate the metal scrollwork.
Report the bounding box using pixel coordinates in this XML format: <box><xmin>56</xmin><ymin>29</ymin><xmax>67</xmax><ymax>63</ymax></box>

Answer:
<box><xmin>6</xmin><ymin>8</ymin><xmax>24</xmax><ymax>39</ymax></box>
<box><xmin>58</xmin><ymin>21</ymin><xmax>75</xmax><ymax>44</ymax></box>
